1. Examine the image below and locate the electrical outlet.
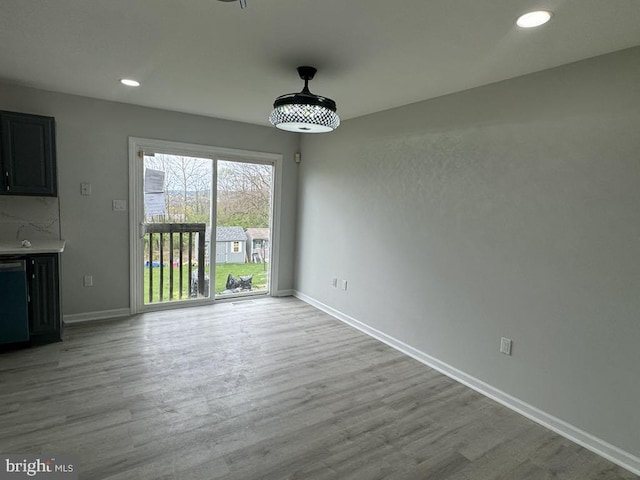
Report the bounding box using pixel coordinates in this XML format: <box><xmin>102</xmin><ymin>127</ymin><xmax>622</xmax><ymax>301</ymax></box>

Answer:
<box><xmin>113</xmin><ymin>199</ymin><xmax>127</xmax><ymax>211</ymax></box>
<box><xmin>331</xmin><ymin>277</ymin><xmax>338</xmax><ymax>288</ymax></box>
<box><xmin>83</xmin><ymin>275</ymin><xmax>93</xmax><ymax>287</ymax></box>
<box><xmin>500</xmin><ymin>337</ymin><xmax>512</xmax><ymax>355</ymax></box>
<box><xmin>80</xmin><ymin>182</ymin><xmax>92</xmax><ymax>196</ymax></box>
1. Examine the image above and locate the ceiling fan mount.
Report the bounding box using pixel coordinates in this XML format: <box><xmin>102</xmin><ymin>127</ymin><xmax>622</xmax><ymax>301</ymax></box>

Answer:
<box><xmin>218</xmin><ymin>0</ymin><xmax>247</xmax><ymax>9</ymax></box>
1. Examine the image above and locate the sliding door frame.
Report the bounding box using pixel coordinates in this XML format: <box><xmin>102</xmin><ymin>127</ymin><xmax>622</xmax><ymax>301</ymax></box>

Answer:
<box><xmin>128</xmin><ymin>137</ymin><xmax>283</xmax><ymax>314</ymax></box>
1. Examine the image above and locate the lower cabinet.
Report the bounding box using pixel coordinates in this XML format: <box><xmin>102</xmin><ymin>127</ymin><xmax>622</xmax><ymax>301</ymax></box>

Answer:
<box><xmin>27</xmin><ymin>254</ymin><xmax>62</xmax><ymax>343</ymax></box>
<box><xmin>0</xmin><ymin>252</ymin><xmax>62</xmax><ymax>348</ymax></box>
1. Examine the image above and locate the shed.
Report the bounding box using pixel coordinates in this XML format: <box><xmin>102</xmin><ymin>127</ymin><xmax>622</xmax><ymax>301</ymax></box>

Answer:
<box><xmin>245</xmin><ymin>227</ymin><xmax>270</xmax><ymax>263</ymax></box>
<box><xmin>216</xmin><ymin>226</ymin><xmax>247</xmax><ymax>264</ymax></box>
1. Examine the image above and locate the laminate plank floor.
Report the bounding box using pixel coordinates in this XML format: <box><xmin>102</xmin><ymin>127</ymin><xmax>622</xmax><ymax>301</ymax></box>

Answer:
<box><xmin>0</xmin><ymin>297</ymin><xmax>637</xmax><ymax>479</ymax></box>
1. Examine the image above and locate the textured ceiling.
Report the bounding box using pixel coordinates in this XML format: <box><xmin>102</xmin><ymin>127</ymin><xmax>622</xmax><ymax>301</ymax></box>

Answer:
<box><xmin>1</xmin><ymin>0</ymin><xmax>639</xmax><ymax>127</ymax></box>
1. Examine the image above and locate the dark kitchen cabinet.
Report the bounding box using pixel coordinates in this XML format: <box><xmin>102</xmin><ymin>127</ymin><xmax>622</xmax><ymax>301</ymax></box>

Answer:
<box><xmin>27</xmin><ymin>254</ymin><xmax>62</xmax><ymax>344</ymax></box>
<box><xmin>0</xmin><ymin>110</ymin><xmax>57</xmax><ymax>196</ymax></box>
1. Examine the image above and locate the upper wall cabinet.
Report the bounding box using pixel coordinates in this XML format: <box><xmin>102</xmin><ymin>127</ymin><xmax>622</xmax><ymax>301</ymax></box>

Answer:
<box><xmin>0</xmin><ymin>110</ymin><xmax>57</xmax><ymax>197</ymax></box>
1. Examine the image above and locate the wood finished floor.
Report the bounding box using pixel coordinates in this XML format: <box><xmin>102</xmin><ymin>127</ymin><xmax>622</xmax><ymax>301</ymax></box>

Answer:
<box><xmin>0</xmin><ymin>297</ymin><xmax>637</xmax><ymax>480</ymax></box>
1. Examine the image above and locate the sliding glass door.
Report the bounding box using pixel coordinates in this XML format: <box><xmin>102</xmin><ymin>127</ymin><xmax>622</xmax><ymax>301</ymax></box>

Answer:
<box><xmin>129</xmin><ymin>138</ymin><xmax>281</xmax><ymax>313</ymax></box>
<box><xmin>214</xmin><ymin>158</ymin><xmax>273</xmax><ymax>299</ymax></box>
<box><xmin>141</xmin><ymin>153</ymin><xmax>213</xmax><ymax>306</ymax></box>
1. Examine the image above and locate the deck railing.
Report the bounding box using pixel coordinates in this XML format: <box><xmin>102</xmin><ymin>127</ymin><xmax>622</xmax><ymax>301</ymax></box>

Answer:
<box><xmin>144</xmin><ymin>223</ymin><xmax>206</xmax><ymax>303</ymax></box>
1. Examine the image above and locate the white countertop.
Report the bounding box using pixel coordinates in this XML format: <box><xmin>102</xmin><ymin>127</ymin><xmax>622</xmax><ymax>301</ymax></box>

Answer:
<box><xmin>0</xmin><ymin>240</ymin><xmax>66</xmax><ymax>255</ymax></box>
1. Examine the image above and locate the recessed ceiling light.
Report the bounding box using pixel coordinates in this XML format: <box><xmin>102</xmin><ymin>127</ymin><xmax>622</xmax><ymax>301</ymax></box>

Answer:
<box><xmin>516</xmin><ymin>11</ymin><xmax>552</xmax><ymax>28</ymax></box>
<box><xmin>120</xmin><ymin>78</ymin><xmax>140</xmax><ymax>87</ymax></box>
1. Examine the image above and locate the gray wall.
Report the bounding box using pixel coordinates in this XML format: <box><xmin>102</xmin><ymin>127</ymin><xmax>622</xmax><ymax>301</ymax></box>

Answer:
<box><xmin>296</xmin><ymin>47</ymin><xmax>640</xmax><ymax>458</ymax></box>
<box><xmin>0</xmin><ymin>85</ymin><xmax>300</xmax><ymax>315</ymax></box>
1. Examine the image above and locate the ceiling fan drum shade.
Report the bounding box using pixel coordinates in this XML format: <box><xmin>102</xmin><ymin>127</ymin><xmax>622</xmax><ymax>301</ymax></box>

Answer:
<box><xmin>269</xmin><ymin>66</ymin><xmax>340</xmax><ymax>133</ymax></box>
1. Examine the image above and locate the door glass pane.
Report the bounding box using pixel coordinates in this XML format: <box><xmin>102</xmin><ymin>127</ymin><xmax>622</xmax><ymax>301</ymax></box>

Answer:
<box><xmin>215</xmin><ymin>159</ymin><xmax>273</xmax><ymax>298</ymax></box>
<box><xmin>142</xmin><ymin>154</ymin><xmax>212</xmax><ymax>305</ymax></box>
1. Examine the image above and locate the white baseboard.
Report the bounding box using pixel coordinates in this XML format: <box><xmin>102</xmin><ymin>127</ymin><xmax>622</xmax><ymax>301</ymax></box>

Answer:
<box><xmin>294</xmin><ymin>291</ymin><xmax>640</xmax><ymax>476</ymax></box>
<box><xmin>63</xmin><ymin>308</ymin><xmax>131</xmax><ymax>324</ymax></box>
<box><xmin>274</xmin><ymin>289</ymin><xmax>294</xmax><ymax>297</ymax></box>
<box><xmin>62</xmin><ymin>292</ymin><xmax>296</xmax><ymax>323</ymax></box>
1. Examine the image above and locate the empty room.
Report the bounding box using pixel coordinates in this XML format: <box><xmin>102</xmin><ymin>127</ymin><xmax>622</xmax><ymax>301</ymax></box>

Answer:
<box><xmin>0</xmin><ymin>1</ymin><xmax>639</xmax><ymax>479</ymax></box>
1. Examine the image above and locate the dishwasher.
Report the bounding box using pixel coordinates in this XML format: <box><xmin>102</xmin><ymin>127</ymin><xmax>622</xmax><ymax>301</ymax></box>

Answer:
<box><xmin>0</xmin><ymin>260</ymin><xmax>30</xmax><ymax>344</ymax></box>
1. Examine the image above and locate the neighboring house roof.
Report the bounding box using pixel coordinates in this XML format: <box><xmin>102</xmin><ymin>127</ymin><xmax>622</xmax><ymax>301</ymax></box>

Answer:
<box><xmin>246</xmin><ymin>227</ymin><xmax>270</xmax><ymax>240</ymax></box>
<box><xmin>216</xmin><ymin>226</ymin><xmax>247</xmax><ymax>242</ymax></box>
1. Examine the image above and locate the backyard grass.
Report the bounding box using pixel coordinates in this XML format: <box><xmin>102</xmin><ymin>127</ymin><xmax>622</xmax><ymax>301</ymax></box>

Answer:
<box><xmin>215</xmin><ymin>263</ymin><xmax>269</xmax><ymax>294</ymax></box>
<box><xmin>143</xmin><ymin>262</ymin><xmax>269</xmax><ymax>304</ymax></box>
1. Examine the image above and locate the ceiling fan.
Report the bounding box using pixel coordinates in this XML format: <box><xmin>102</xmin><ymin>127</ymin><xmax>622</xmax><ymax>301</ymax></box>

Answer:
<box><xmin>218</xmin><ymin>0</ymin><xmax>247</xmax><ymax>9</ymax></box>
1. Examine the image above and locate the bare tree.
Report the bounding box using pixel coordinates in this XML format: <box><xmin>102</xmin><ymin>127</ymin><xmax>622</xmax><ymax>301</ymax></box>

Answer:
<box><xmin>217</xmin><ymin>161</ymin><xmax>272</xmax><ymax>228</ymax></box>
<box><xmin>143</xmin><ymin>155</ymin><xmax>270</xmax><ymax>228</ymax></box>
<box><xmin>144</xmin><ymin>154</ymin><xmax>212</xmax><ymax>223</ymax></box>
